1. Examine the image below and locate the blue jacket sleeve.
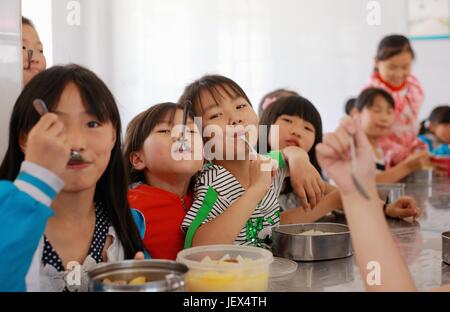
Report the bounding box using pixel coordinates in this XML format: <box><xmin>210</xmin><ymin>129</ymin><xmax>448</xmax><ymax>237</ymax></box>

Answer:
<box><xmin>131</xmin><ymin>208</ymin><xmax>151</xmax><ymax>259</ymax></box>
<box><xmin>0</xmin><ymin>161</ymin><xmax>63</xmax><ymax>292</ymax></box>
<box><xmin>0</xmin><ymin>182</ymin><xmax>54</xmax><ymax>291</ymax></box>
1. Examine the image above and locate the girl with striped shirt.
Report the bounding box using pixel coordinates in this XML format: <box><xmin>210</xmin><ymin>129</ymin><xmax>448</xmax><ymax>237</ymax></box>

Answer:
<box><xmin>179</xmin><ymin>75</ymin><xmax>326</xmax><ymax>247</ymax></box>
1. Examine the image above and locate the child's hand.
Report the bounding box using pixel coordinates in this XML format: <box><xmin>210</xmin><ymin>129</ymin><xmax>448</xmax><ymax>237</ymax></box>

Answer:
<box><xmin>284</xmin><ymin>147</ymin><xmax>326</xmax><ymax>210</ymax></box>
<box><xmin>385</xmin><ymin>197</ymin><xmax>421</xmax><ymax>220</ymax></box>
<box><xmin>403</xmin><ymin>151</ymin><xmax>431</xmax><ymax>172</ymax></box>
<box><xmin>248</xmin><ymin>155</ymin><xmax>275</xmax><ymax>200</ymax></box>
<box><xmin>133</xmin><ymin>251</ymin><xmax>145</xmax><ymax>260</ymax></box>
<box><xmin>24</xmin><ymin>113</ymin><xmax>70</xmax><ymax>177</ymax></box>
<box><xmin>316</xmin><ymin>116</ymin><xmax>376</xmax><ymax>196</ymax></box>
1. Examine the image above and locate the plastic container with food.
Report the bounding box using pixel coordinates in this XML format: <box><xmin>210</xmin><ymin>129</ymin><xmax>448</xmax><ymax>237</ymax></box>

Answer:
<box><xmin>176</xmin><ymin>245</ymin><xmax>273</xmax><ymax>292</ymax></box>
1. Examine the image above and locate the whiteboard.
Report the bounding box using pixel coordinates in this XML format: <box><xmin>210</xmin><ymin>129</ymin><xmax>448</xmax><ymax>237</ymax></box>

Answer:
<box><xmin>408</xmin><ymin>0</ymin><xmax>450</xmax><ymax>40</ymax></box>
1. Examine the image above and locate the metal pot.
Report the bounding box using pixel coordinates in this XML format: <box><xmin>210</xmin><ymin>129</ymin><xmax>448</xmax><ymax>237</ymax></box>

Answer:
<box><xmin>88</xmin><ymin>260</ymin><xmax>188</xmax><ymax>292</ymax></box>
<box><xmin>272</xmin><ymin>223</ymin><xmax>352</xmax><ymax>261</ymax></box>
<box><xmin>443</xmin><ymin>232</ymin><xmax>450</xmax><ymax>266</ymax></box>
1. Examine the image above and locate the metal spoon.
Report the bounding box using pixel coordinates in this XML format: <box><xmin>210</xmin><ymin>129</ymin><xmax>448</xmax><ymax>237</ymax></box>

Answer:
<box><xmin>239</xmin><ymin>134</ymin><xmax>258</xmax><ymax>156</ymax></box>
<box><xmin>178</xmin><ymin>101</ymin><xmax>191</xmax><ymax>153</ymax></box>
<box><xmin>349</xmin><ymin>136</ymin><xmax>370</xmax><ymax>200</ymax></box>
<box><xmin>26</xmin><ymin>49</ymin><xmax>33</xmax><ymax>70</ymax></box>
<box><xmin>32</xmin><ymin>99</ymin><xmax>84</xmax><ymax>163</ymax></box>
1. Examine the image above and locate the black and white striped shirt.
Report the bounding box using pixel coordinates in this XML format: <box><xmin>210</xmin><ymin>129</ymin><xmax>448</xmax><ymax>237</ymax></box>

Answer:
<box><xmin>182</xmin><ymin>163</ymin><xmax>285</xmax><ymax>245</ymax></box>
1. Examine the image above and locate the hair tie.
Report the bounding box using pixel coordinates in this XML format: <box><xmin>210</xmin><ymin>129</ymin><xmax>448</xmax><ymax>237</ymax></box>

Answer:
<box><xmin>262</xmin><ymin>97</ymin><xmax>278</xmax><ymax>110</ymax></box>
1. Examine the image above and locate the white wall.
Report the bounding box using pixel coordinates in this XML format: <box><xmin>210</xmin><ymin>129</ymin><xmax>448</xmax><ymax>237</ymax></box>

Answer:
<box><xmin>0</xmin><ymin>0</ymin><xmax>22</xmax><ymax>159</ymax></box>
<box><xmin>42</xmin><ymin>0</ymin><xmax>450</xmax><ymax>131</ymax></box>
<box><xmin>22</xmin><ymin>0</ymin><xmax>53</xmax><ymax>67</ymax></box>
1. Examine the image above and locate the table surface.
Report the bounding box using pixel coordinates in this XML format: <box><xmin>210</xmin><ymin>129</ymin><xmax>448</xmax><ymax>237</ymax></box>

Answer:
<box><xmin>268</xmin><ymin>176</ymin><xmax>450</xmax><ymax>292</ymax></box>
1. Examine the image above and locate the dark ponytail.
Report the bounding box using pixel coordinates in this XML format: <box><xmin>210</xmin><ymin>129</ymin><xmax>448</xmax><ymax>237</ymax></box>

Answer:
<box><xmin>419</xmin><ymin>105</ymin><xmax>450</xmax><ymax>135</ymax></box>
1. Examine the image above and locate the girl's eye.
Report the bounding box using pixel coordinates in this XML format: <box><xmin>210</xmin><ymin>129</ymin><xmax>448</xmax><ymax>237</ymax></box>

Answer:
<box><xmin>305</xmin><ymin>126</ymin><xmax>314</xmax><ymax>132</ymax></box>
<box><xmin>282</xmin><ymin>118</ymin><xmax>292</xmax><ymax>124</ymax></box>
<box><xmin>39</xmin><ymin>49</ymin><xmax>44</xmax><ymax>54</ymax></box>
<box><xmin>22</xmin><ymin>46</ymin><xmax>26</xmax><ymax>50</ymax></box>
<box><xmin>209</xmin><ymin>113</ymin><xmax>222</xmax><ymax>120</ymax></box>
<box><xmin>236</xmin><ymin>104</ymin><xmax>247</xmax><ymax>109</ymax></box>
<box><xmin>157</xmin><ymin>129</ymin><xmax>171</xmax><ymax>134</ymax></box>
<box><xmin>87</xmin><ymin>121</ymin><xmax>101</xmax><ymax>128</ymax></box>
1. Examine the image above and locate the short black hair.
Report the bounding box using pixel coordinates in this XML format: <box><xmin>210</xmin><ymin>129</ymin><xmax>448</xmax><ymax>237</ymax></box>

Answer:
<box><xmin>376</xmin><ymin>34</ymin><xmax>415</xmax><ymax>61</ymax></box>
<box><xmin>344</xmin><ymin>98</ymin><xmax>356</xmax><ymax>115</ymax></box>
<box><xmin>420</xmin><ymin>105</ymin><xmax>450</xmax><ymax>135</ymax></box>
<box><xmin>355</xmin><ymin>88</ymin><xmax>395</xmax><ymax>112</ymax></box>
<box><xmin>22</xmin><ymin>16</ymin><xmax>34</xmax><ymax>28</ymax></box>
<box><xmin>178</xmin><ymin>75</ymin><xmax>252</xmax><ymax>117</ymax></box>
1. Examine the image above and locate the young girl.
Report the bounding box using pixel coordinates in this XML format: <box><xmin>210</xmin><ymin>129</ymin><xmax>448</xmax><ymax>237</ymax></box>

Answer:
<box><xmin>257</xmin><ymin>88</ymin><xmax>299</xmax><ymax>116</ymax></box>
<box><xmin>0</xmin><ymin>65</ymin><xmax>146</xmax><ymax>292</ymax></box>
<box><xmin>260</xmin><ymin>95</ymin><xmax>419</xmax><ymax>221</ymax></box>
<box><xmin>316</xmin><ymin>116</ymin><xmax>449</xmax><ymax>291</ymax></box>
<box><xmin>355</xmin><ymin>88</ymin><xmax>430</xmax><ymax>185</ymax></box>
<box><xmin>259</xmin><ymin>96</ymin><xmax>339</xmax><ymax>218</ymax></box>
<box><xmin>125</xmin><ymin>103</ymin><xmax>203</xmax><ymax>260</ymax></box>
<box><xmin>22</xmin><ymin>17</ymin><xmax>46</xmax><ymax>86</ymax></box>
<box><xmin>418</xmin><ymin>105</ymin><xmax>450</xmax><ymax>156</ymax></box>
<box><xmin>365</xmin><ymin>35</ymin><xmax>425</xmax><ymax>167</ymax></box>
<box><xmin>179</xmin><ymin>75</ymin><xmax>326</xmax><ymax>247</ymax></box>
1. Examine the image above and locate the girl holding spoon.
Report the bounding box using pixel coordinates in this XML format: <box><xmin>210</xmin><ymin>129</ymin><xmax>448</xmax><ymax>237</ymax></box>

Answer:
<box><xmin>316</xmin><ymin>116</ymin><xmax>449</xmax><ymax>291</ymax></box>
<box><xmin>22</xmin><ymin>17</ymin><xmax>46</xmax><ymax>87</ymax></box>
<box><xmin>125</xmin><ymin>102</ymin><xmax>203</xmax><ymax>260</ymax></box>
<box><xmin>178</xmin><ymin>75</ymin><xmax>326</xmax><ymax>247</ymax></box>
<box><xmin>0</xmin><ymin>64</ymin><xmax>147</xmax><ymax>292</ymax></box>
<box><xmin>259</xmin><ymin>95</ymin><xmax>420</xmax><ymax>222</ymax></box>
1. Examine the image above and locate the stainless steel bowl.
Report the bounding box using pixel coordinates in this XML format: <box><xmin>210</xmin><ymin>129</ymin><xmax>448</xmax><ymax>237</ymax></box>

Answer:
<box><xmin>272</xmin><ymin>223</ymin><xmax>352</xmax><ymax>261</ymax></box>
<box><xmin>88</xmin><ymin>260</ymin><xmax>188</xmax><ymax>292</ymax></box>
<box><xmin>377</xmin><ymin>183</ymin><xmax>405</xmax><ymax>203</ymax></box>
<box><xmin>443</xmin><ymin>232</ymin><xmax>450</xmax><ymax>266</ymax></box>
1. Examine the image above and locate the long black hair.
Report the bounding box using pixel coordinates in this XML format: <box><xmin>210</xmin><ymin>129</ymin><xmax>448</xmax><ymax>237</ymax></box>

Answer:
<box><xmin>0</xmin><ymin>64</ymin><xmax>144</xmax><ymax>259</ymax></box>
<box><xmin>419</xmin><ymin>105</ymin><xmax>450</xmax><ymax>135</ymax></box>
<box><xmin>258</xmin><ymin>95</ymin><xmax>323</xmax><ymax>173</ymax></box>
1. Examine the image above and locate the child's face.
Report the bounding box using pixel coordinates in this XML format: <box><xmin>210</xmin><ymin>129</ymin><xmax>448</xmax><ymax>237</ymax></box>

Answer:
<box><xmin>270</xmin><ymin>115</ymin><xmax>316</xmax><ymax>153</ymax></box>
<box><xmin>359</xmin><ymin>95</ymin><xmax>395</xmax><ymax>140</ymax></box>
<box><xmin>22</xmin><ymin>24</ymin><xmax>46</xmax><ymax>86</ymax></box>
<box><xmin>198</xmin><ymin>86</ymin><xmax>258</xmax><ymax>160</ymax></box>
<box><xmin>375</xmin><ymin>51</ymin><xmax>412</xmax><ymax>87</ymax></box>
<box><xmin>25</xmin><ymin>82</ymin><xmax>116</xmax><ymax>192</ymax></box>
<box><xmin>430</xmin><ymin>123</ymin><xmax>450</xmax><ymax>144</ymax></box>
<box><xmin>135</xmin><ymin>109</ymin><xmax>203</xmax><ymax>178</ymax></box>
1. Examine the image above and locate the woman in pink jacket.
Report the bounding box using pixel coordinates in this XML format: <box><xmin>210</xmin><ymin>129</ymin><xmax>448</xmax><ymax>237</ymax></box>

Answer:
<box><xmin>364</xmin><ymin>34</ymin><xmax>426</xmax><ymax>167</ymax></box>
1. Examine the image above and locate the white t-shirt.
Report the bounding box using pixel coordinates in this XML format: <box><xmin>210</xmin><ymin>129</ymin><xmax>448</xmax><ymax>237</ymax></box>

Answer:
<box><xmin>182</xmin><ymin>163</ymin><xmax>285</xmax><ymax>245</ymax></box>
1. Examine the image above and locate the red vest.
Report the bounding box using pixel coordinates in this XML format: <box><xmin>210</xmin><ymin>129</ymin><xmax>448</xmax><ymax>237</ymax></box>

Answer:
<box><xmin>128</xmin><ymin>184</ymin><xmax>192</xmax><ymax>260</ymax></box>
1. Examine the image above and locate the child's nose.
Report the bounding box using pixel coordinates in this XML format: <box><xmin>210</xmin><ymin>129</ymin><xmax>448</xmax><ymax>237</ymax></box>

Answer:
<box><xmin>231</xmin><ymin>118</ymin><xmax>243</xmax><ymax>126</ymax></box>
<box><xmin>66</xmin><ymin>127</ymin><xmax>86</xmax><ymax>151</ymax></box>
<box><xmin>291</xmin><ymin>129</ymin><xmax>301</xmax><ymax>137</ymax></box>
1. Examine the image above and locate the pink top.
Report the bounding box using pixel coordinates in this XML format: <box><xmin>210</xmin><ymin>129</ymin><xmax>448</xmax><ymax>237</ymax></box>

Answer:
<box><xmin>365</xmin><ymin>72</ymin><xmax>426</xmax><ymax>167</ymax></box>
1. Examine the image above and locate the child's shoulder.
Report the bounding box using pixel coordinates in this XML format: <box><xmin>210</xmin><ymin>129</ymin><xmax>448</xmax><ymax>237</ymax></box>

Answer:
<box><xmin>196</xmin><ymin>163</ymin><xmax>236</xmax><ymax>187</ymax></box>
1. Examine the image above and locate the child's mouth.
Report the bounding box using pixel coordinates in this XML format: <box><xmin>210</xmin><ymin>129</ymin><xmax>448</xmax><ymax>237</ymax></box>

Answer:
<box><xmin>285</xmin><ymin>139</ymin><xmax>300</xmax><ymax>147</ymax></box>
<box><xmin>67</xmin><ymin>160</ymin><xmax>91</xmax><ymax>169</ymax></box>
<box><xmin>67</xmin><ymin>155</ymin><xmax>92</xmax><ymax>168</ymax></box>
